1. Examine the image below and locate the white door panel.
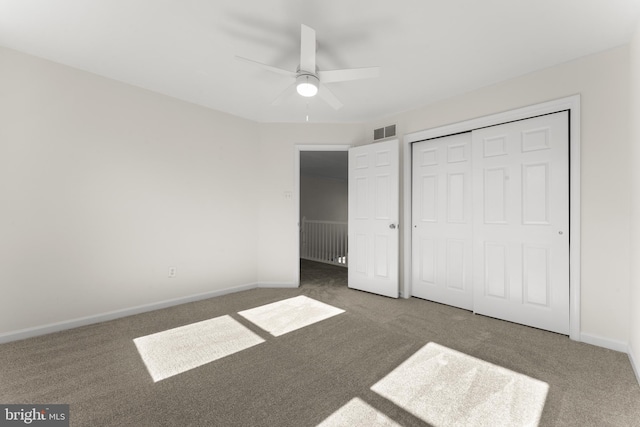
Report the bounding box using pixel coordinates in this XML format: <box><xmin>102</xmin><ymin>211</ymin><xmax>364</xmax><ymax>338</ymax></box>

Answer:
<box><xmin>348</xmin><ymin>140</ymin><xmax>399</xmax><ymax>298</ymax></box>
<box><xmin>412</xmin><ymin>133</ymin><xmax>473</xmax><ymax>310</ymax></box>
<box><xmin>472</xmin><ymin>111</ymin><xmax>569</xmax><ymax>334</ymax></box>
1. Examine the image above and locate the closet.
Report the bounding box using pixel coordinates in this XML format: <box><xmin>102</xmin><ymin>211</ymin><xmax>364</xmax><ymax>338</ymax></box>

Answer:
<box><xmin>411</xmin><ymin>111</ymin><xmax>569</xmax><ymax>334</ymax></box>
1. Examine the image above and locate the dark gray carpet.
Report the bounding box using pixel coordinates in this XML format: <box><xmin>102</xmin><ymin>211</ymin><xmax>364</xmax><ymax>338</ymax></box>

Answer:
<box><xmin>0</xmin><ymin>260</ymin><xmax>639</xmax><ymax>426</ymax></box>
<box><xmin>300</xmin><ymin>259</ymin><xmax>347</xmax><ymax>287</ymax></box>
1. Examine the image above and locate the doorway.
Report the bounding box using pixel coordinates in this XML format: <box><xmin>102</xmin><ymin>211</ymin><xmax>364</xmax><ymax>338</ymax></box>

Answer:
<box><xmin>295</xmin><ymin>146</ymin><xmax>350</xmax><ymax>287</ymax></box>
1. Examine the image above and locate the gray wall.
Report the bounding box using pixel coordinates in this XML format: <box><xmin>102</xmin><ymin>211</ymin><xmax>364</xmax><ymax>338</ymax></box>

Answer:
<box><xmin>300</xmin><ymin>174</ymin><xmax>348</xmax><ymax>222</ymax></box>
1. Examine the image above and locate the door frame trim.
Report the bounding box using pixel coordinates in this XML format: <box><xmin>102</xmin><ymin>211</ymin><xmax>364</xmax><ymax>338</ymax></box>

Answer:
<box><xmin>294</xmin><ymin>144</ymin><xmax>351</xmax><ymax>286</ymax></box>
<box><xmin>403</xmin><ymin>94</ymin><xmax>581</xmax><ymax>340</ymax></box>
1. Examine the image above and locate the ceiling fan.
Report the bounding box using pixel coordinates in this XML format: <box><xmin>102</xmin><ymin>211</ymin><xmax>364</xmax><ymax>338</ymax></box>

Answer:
<box><xmin>236</xmin><ymin>24</ymin><xmax>380</xmax><ymax>110</ymax></box>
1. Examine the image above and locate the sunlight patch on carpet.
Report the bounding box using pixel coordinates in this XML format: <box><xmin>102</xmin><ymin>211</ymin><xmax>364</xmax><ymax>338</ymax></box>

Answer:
<box><xmin>316</xmin><ymin>398</ymin><xmax>401</xmax><ymax>427</ymax></box>
<box><xmin>371</xmin><ymin>342</ymin><xmax>548</xmax><ymax>427</ymax></box>
<box><xmin>134</xmin><ymin>315</ymin><xmax>264</xmax><ymax>382</ymax></box>
<box><xmin>238</xmin><ymin>295</ymin><xmax>344</xmax><ymax>336</ymax></box>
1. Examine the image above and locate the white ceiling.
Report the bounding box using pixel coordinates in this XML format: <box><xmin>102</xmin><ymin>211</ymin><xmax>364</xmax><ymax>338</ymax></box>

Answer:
<box><xmin>1</xmin><ymin>1</ymin><xmax>639</xmax><ymax>124</ymax></box>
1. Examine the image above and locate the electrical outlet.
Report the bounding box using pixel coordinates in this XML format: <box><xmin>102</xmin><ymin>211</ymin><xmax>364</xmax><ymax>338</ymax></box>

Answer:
<box><xmin>168</xmin><ymin>266</ymin><xmax>177</xmax><ymax>278</ymax></box>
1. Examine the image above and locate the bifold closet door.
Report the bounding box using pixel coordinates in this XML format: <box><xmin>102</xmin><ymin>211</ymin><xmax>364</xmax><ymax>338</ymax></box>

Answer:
<box><xmin>472</xmin><ymin>111</ymin><xmax>569</xmax><ymax>335</ymax></box>
<box><xmin>411</xmin><ymin>133</ymin><xmax>473</xmax><ymax>310</ymax></box>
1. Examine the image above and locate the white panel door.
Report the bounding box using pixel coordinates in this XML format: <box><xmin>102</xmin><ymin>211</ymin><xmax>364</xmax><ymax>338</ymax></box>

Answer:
<box><xmin>411</xmin><ymin>133</ymin><xmax>473</xmax><ymax>310</ymax></box>
<box><xmin>348</xmin><ymin>140</ymin><xmax>399</xmax><ymax>298</ymax></box>
<box><xmin>472</xmin><ymin>111</ymin><xmax>569</xmax><ymax>334</ymax></box>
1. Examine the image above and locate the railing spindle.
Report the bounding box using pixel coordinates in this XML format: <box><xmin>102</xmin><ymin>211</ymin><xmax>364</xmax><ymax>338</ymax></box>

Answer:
<box><xmin>299</xmin><ymin>219</ymin><xmax>348</xmax><ymax>267</ymax></box>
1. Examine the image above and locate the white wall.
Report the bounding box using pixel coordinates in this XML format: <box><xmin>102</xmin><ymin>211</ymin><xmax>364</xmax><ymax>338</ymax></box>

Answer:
<box><xmin>2</xmin><ymin>40</ymin><xmax>636</xmax><ymax>354</ymax></box>
<box><xmin>257</xmin><ymin>124</ymin><xmax>365</xmax><ymax>285</ymax></box>
<box><xmin>0</xmin><ymin>46</ymin><xmax>260</xmax><ymax>337</ymax></box>
<box><xmin>300</xmin><ymin>174</ymin><xmax>348</xmax><ymax>222</ymax></box>
<box><xmin>366</xmin><ymin>47</ymin><xmax>631</xmax><ymax>346</ymax></box>
<box><xmin>628</xmin><ymin>19</ymin><xmax>640</xmax><ymax>380</ymax></box>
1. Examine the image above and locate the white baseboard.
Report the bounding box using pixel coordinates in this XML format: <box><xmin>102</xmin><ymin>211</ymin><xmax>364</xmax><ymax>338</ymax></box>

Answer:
<box><xmin>579</xmin><ymin>332</ymin><xmax>629</xmax><ymax>353</ymax></box>
<box><xmin>629</xmin><ymin>344</ymin><xmax>640</xmax><ymax>386</ymax></box>
<box><xmin>258</xmin><ymin>282</ymin><xmax>298</xmax><ymax>288</ymax></box>
<box><xmin>0</xmin><ymin>282</ymin><xmax>258</xmax><ymax>344</ymax></box>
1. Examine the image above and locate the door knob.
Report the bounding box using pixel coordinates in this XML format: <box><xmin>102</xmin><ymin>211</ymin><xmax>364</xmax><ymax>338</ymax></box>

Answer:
<box><xmin>389</xmin><ymin>224</ymin><xmax>396</xmax><ymax>229</ymax></box>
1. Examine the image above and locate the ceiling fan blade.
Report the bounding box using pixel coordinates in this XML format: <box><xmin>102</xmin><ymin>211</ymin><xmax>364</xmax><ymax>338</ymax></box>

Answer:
<box><xmin>271</xmin><ymin>82</ymin><xmax>298</xmax><ymax>106</ymax></box>
<box><xmin>300</xmin><ymin>24</ymin><xmax>316</xmax><ymax>73</ymax></box>
<box><xmin>318</xmin><ymin>83</ymin><xmax>343</xmax><ymax>110</ymax></box>
<box><xmin>235</xmin><ymin>56</ymin><xmax>296</xmax><ymax>77</ymax></box>
<box><xmin>318</xmin><ymin>67</ymin><xmax>381</xmax><ymax>83</ymax></box>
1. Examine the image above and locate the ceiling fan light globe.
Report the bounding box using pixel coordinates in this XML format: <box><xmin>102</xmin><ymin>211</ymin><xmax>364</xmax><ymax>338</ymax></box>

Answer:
<box><xmin>296</xmin><ymin>74</ymin><xmax>319</xmax><ymax>97</ymax></box>
<box><xmin>297</xmin><ymin>83</ymin><xmax>318</xmax><ymax>97</ymax></box>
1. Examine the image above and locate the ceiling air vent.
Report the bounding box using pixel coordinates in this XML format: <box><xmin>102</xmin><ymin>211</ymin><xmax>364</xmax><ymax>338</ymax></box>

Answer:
<box><xmin>374</xmin><ymin>124</ymin><xmax>397</xmax><ymax>140</ymax></box>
